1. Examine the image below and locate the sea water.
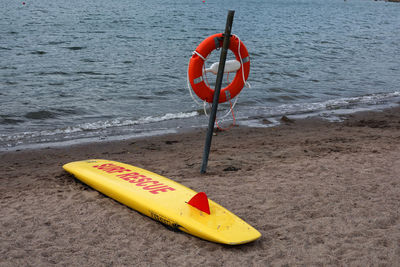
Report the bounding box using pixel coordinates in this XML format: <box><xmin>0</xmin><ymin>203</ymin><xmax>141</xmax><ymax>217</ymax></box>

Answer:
<box><xmin>1</xmin><ymin>0</ymin><xmax>399</xmax><ymax>150</ymax></box>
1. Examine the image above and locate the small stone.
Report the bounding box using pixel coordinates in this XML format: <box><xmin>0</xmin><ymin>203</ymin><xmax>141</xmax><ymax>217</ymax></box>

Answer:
<box><xmin>223</xmin><ymin>166</ymin><xmax>241</xmax><ymax>172</ymax></box>
<box><xmin>262</xmin><ymin>119</ymin><xmax>273</xmax><ymax>124</ymax></box>
<box><xmin>165</xmin><ymin>140</ymin><xmax>178</xmax><ymax>145</ymax></box>
<box><xmin>281</xmin><ymin>115</ymin><xmax>294</xmax><ymax>123</ymax></box>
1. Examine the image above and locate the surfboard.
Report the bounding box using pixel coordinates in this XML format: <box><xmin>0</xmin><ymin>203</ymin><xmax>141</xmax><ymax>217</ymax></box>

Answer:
<box><xmin>63</xmin><ymin>159</ymin><xmax>261</xmax><ymax>245</ymax></box>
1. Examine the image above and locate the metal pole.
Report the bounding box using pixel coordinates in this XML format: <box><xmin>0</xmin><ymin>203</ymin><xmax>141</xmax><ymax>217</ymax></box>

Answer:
<box><xmin>200</xmin><ymin>10</ymin><xmax>235</xmax><ymax>174</ymax></box>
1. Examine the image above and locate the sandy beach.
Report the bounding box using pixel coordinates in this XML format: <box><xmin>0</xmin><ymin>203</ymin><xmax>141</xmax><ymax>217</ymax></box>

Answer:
<box><xmin>1</xmin><ymin>107</ymin><xmax>400</xmax><ymax>266</ymax></box>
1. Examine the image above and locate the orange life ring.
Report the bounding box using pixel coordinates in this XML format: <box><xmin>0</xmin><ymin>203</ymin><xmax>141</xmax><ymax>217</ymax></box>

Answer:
<box><xmin>188</xmin><ymin>33</ymin><xmax>250</xmax><ymax>103</ymax></box>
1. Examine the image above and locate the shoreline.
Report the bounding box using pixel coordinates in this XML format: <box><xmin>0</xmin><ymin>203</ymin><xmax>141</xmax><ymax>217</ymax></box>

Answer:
<box><xmin>2</xmin><ymin>90</ymin><xmax>400</xmax><ymax>152</ymax></box>
<box><xmin>1</xmin><ymin>106</ymin><xmax>400</xmax><ymax>265</ymax></box>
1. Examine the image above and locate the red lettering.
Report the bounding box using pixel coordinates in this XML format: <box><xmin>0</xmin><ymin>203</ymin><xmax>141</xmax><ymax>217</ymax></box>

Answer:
<box><xmin>149</xmin><ymin>187</ymin><xmax>176</xmax><ymax>194</ymax></box>
<box><xmin>135</xmin><ymin>178</ymin><xmax>153</xmax><ymax>186</ymax></box>
<box><xmin>147</xmin><ymin>181</ymin><xmax>162</xmax><ymax>186</ymax></box>
<box><xmin>117</xmin><ymin>173</ymin><xmax>145</xmax><ymax>179</ymax></box>
<box><xmin>93</xmin><ymin>163</ymin><xmax>113</xmax><ymax>169</ymax></box>
<box><xmin>142</xmin><ymin>183</ymin><xmax>166</xmax><ymax>190</ymax></box>
<box><xmin>93</xmin><ymin>163</ymin><xmax>176</xmax><ymax>194</ymax></box>
<box><xmin>130</xmin><ymin>178</ymin><xmax>151</xmax><ymax>185</ymax></box>
<box><xmin>106</xmin><ymin>167</ymin><xmax>131</xmax><ymax>173</ymax></box>
<box><xmin>93</xmin><ymin>163</ymin><xmax>131</xmax><ymax>173</ymax></box>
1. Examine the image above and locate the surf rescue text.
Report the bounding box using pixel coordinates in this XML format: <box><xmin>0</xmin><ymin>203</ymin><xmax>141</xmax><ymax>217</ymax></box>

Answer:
<box><xmin>93</xmin><ymin>163</ymin><xmax>176</xmax><ymax>194</ymax></box>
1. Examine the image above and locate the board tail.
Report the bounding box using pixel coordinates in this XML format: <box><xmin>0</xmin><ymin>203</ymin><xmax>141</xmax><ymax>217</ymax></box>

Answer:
<box><xmin>188</xmin><ymin>192</ymin><xmax>210</xmax><ymax>214</ymax></box>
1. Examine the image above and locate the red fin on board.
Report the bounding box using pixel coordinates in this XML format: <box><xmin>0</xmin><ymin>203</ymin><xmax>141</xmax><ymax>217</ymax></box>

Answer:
<box><xmin>188</xmin><ymin>192</ymin><xmax>210</xmax><ymax>214</ymax></box>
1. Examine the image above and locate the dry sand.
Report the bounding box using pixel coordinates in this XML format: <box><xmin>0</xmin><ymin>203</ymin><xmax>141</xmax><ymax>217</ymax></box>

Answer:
<box><xmin>1</xmin><ymin>107</ymin><xmax>400</xmax><ymax>266</ymax></box>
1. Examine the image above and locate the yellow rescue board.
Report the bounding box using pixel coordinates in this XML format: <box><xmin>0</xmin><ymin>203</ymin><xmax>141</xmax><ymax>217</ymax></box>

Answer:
<box><xmin>63</xmin><ymin>159</ymin><xmax>261</xmax><ymax>245</ymax></box>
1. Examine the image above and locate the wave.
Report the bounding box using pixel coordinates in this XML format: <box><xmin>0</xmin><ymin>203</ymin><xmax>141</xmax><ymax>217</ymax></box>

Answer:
<box><xmin>0</xmin><ymin>111</ymin><xmax>199</xmax><ymax>143</ymax></box>
<box><xmin>239</xmin><ymin>91</ymin><xmax>400</xmax><ymax>127</ymax></box>
<box><xmin>24</xmin><ymin>110</ymin><xmax>57</xmax><ymax>120</ymax></box>
<box><xmin>247</xmin><ymin>91</ymin><xmax>400</xmax><ymax>116</ymax></box>
<box><xmin>1</xmin><ymin>91</ymin><xmax>399</xmax><ymax>149</ymax></box>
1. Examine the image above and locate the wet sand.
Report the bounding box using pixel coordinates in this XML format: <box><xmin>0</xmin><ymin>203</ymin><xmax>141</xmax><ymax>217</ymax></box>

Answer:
<box><xmin>1</xmin><ymin>107</ymin><xmax>400</xmax><ymax>266</ymax></box>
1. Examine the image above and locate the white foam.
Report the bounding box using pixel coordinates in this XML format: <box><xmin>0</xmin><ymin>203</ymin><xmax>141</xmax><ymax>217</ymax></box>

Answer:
<box><xmin>239</xmin><ymin>91</ymin><xmax>400</xmax><ymax>127</ymax></box>
<box><xmin>254</xmin><ymin>91</ymin><xmax>400</xmax><ymax>116</ymax></box>
<box><xmin>2</xmin><ymin>91</ymin><xmax>399</xmax><ymax>149</ymax></box>
<box><xmin>0</xmin><ymin>111</ymin><xmax>198</xmax><ymax>143</ymax></box>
